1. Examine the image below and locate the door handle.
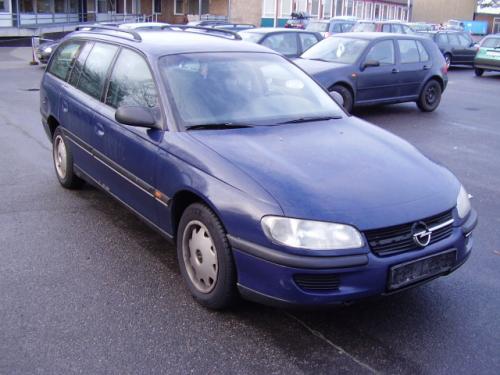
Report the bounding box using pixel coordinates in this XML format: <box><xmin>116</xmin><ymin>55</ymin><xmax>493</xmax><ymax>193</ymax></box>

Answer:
<box><xmin>391</xmin><ymin>68</ymin><xmax>399</xmax><ymax>74</ymax></box>
<box><xmin>96</xmin><ymin>122</ymin><xmax>105</xmax><ymax>137</ymax></box>
<box><xmin>423</xmin><ymin>65</ymin><xmax>431</xmax><ymax>70</ymax></box>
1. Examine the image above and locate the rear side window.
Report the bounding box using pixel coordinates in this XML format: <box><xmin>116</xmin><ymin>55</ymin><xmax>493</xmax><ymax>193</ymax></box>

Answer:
<box><xmin>457</xmin><ymin>33</ymin><xmax>472</xmax><ymax>47</ymax></box>
<box><xmin>365</xmin><ymin>40</ymin><xmax>395</xmax><ymax>65</ymax></box>
<box><xmin>416</xmin><ymin>41</ymin><xmax>430</xmax><ymax>61</ymax></box>
<box><xmin>77</xmin><ymin>43</ymin><xmax>119</xmax><ymax>100</ymax></box>
<box><xmin>306</xmin><ymin>22</ymin><xmax>328</xmax><ymax>32</ymax></box>
<box><xmin>48</xmin><ymin>41</ymin><xmax>82</xmax><ymax>81</ymax></box>
<box><xmin>299</xmin><ymin>33</ymin><xmax>319</xmax><ymax>51</ymax></box>
<box><xmin>262</xmin><ymin>33</ymin><xmax>298</xmax><ymax>56</ymax></box>
<box><xmin>382</xmin><ymin>24</ymin><xmax>392</xmax><ymax>32</ymax></box>
<box><xmin>392</xmin><ymin>24</ymin><xmax>403</xmax><ymax>33</ymax></box>
<box><xmin>68</xmin><ymin>42</ymin><xmax>94</xmax><ymax>87</ymax></box>
<box><xmin>437</xmin><ymin>34</ymin><xmax>448</xmax><ymax>44</ymax></box>
<box><xmin>105</xmin><ymin>49</ymin><xmax>158</xmax><ymax>109</ymax></box>
<box><xmin>447</xmin><ymin>34</ymin><xmax>460</xmax><ymax>47</ymax></box>
<box><xmin>342</xmin><ymin>23</ymin><xmax>353</xmax><ymax>32</ymax></box>
<box><xmin>398</xmin><ymin>40</ymin><xmax>420</xmax><ymax>63</ymax></box>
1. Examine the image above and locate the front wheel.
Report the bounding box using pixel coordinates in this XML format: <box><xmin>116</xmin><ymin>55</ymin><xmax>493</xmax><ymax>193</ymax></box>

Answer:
<box><xmin>474</xmin><ymin>68</ymin><xmax>484</xmax><ymax>77</ymax></box>
<box><xmin>330</xmin><ymin>84</ymin><xmax>353</xmax><ymax>113</ymax></box>
<box><xmin>176</xmin><ymin>203</ymin><xmax>238</xmax><ymax>309</ymax></box>
<box><xmin>417</xmin><ymin>79</ymin><xmax>442</xmax><ymax>112</ymax></box>
<box><xmin>52</xmin><ymin>127</ymin><xmax>84</xmax><ymax>189</ymax></box>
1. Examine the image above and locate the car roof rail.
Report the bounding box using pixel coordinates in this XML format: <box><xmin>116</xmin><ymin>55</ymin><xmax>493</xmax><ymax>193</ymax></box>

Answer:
<box><xmin>74</xmin><ymin>25</ymin><xmax>142</xmax><ymax>42</ymax></box>
<box><xmin>162</xmin><ymin>25</ymin><xmax>242</xmax><ymax>40</ymax></box>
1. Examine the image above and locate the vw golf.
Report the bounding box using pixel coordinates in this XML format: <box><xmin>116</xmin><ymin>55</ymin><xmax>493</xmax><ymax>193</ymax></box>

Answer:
<box><xmin>40</xmin><ymin>26</ymin><xmax>477</xmax><ymax>309</ymax></box>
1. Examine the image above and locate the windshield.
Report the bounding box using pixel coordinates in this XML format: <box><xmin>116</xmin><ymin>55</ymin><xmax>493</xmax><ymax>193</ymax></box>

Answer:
<box><xmin>239</xmin><ymin>32</ymin><xmax>264</xmax><ymax>43</ymax></box>
<box><xmin>158</xmin><ymin>53</ymin><xmax>343</xmax><ymax>129</ymax></box>
<box><xmin>306</xmin><ymin>22</ymin><xmax>329</xmax><ymax>32</ymax></box>
<box><xmin>482</xmin><ymin>37</ymin><xmax>500</xmax><ymax>48</ymax></box>
<box><xmin>301</xmin><ymin>37</ymin><xmax>369</xmax><ymax>64</ymax></box>
<box><xmin>352</xmin><ymin>23</ymin><xmax>376</xmax><ymax>32</ymax></box>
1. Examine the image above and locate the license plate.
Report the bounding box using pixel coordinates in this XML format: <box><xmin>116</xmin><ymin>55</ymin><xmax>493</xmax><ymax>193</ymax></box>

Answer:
<box><xmin>388</xmin><ymin>249</ymin><xmax>456</xmax><ymax>291</ymax></box>
<box><xmin>486</xmin><ymin>51</ymin><xmax>500</xmax><ymax>57</ymax></box>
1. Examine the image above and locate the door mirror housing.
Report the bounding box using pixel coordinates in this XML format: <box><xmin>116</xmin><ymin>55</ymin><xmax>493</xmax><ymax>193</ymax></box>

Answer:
<box><xmin>362</xmin><ymin>59</ymin><xmax>380</xmax><ymax>69</ymax></box>
<box><xmin>115</xmin><ymin>106</ymin><xmax>158</xmax><ymax>129</ymax></box>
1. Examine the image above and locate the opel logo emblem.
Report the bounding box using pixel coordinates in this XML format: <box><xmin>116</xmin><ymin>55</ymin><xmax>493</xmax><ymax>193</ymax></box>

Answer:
<box><xmin>412</xmin><ymin>221</ymin><xmax>432</xmax><ymax>248</ymax></box>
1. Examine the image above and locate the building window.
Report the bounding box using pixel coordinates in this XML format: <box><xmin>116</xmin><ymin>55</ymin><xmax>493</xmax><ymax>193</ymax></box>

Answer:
<box><xmin>153</xmin><ymin>0</ymin><xmax>161</xmax><ymax>13</ymax></box>
<box><xmin>54</xmin><ymin>0</ymin><xmax>65</xmax><ymax>12</ymax></box>
<box><xmin>355</xmin><ymin>1</ymin><xmax>363</xmax><ymax>18</ymax></box>
<box><xmin>344</xmin><ymin>0</ymin><xmax>353</xmax><ymax>17</ymax></box>
<box><xmin>334</xmin><ymin>0</ymin><xmax>342</xmax><ymax>16</ymax></box>
<box><xmin>174</xmin><ymin>0</ymin><xmax>184</xmax><ymax>15</ymax></box>
<box><xmin>365</xmin><ymin>2</ymin><xmax>372</xmax><ymax>19</ymax></box>
<box><xmin>37</xmin><ymin>0</ymin><xmax>51</xmax><ymax>13</ymax></box>
<box><xmin>323</xmin><ymin>0</ymin><xmax>332</xmax><ymax>19</ymax></box>
<box><xmin>188</xmin><ymin>0</ymin><xmax>208</xmax><ymax>14</ymax></box>
<box><xmin>0</xmin><ymin>0</ymin><xmax>9</xmax><ymax>12</ymax></box>
<box><xmin>310</xmin><ymin>0</ymin><xmax>319</xmax><ymax>17</ymax></box>
<box><xmin>374</xmin><ymin>3</ymin><xmax>380</xmax><ymax>20</ymax></box>
<box><xmin>262</xmin><ymin>0</ymin><xmax>275</xmax><ymax>18</ymax></box>
<box><xmin>69</xmin><ymin>0</ymin><xmax>78</xmax><ymax>12</ymax></box>
<box><xmin>296</xmin><ymin>0</ymin><xmax>307</xmax><ymax>12</ymax></box>
<box><xmin>98</xmin><ymin>0</ymin><xmax>117</xmax><ymax>13</ymax></box>
<box><xmin>280</xmin><ymin>0</ymin><xmax>292</xmax><ymax>17</ymax></box>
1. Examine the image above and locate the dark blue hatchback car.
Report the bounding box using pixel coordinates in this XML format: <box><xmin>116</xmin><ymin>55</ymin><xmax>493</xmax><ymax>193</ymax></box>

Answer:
<box><xmin>296</xmin><ymin>32</ymin><xmax>448</xmax><ymax>113</ymax></box>
<box><xmin>41</xmin><ymin>26</ymin><xmax>477</xmax><ymax>309</ymax></box>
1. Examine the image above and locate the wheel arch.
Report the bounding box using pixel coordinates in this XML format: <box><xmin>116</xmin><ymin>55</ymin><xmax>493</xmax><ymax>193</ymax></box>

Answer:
<box><xmin>46</xmin><ymin>115</ymin><xmax>60</xmax><ymax>139</ymax></box>
<box><xmin>328</xmin><ymin>81</ymin><xmax>355</xmax><ymax>102</ymax></box>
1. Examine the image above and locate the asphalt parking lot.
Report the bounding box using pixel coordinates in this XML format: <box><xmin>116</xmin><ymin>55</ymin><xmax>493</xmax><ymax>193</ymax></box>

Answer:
<box><xmin>0</xmin><ymin>47</ymin><xmax>499</xmax><ymax>375</ymax></box>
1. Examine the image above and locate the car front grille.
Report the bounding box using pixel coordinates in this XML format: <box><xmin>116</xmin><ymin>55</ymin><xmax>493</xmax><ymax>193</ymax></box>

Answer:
<box><xmin>364</xmin><ymin>210</ymin><xmax>454</xmax><ymax>256</ymax></box>
<box><xmin>293</xmin><ymin>274</ymin><xmax>341</xmax><ymax>292</ymax></box>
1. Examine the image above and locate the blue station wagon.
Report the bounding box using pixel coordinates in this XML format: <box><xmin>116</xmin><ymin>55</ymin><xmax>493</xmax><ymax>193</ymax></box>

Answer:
<box><xmin>41</xmin><ymin>26</ymin><xmax>477</xmax><ymax>309</ymax></box>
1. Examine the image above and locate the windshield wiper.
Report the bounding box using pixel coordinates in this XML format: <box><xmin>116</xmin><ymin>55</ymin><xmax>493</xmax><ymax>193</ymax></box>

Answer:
<box><xmin>185</xmin><ymin>123</ymin><xmax>254</xmax><ymax>131</ymax></box>
<box><xmin>277</xmin><ymin>115</ymin><xmax>342</xmax><ymax>125</ymax></box>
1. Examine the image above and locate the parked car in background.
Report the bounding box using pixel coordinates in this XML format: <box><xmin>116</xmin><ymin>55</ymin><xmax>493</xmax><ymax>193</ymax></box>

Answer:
<box><xmin>284</xmin><ymin>11</ymin><xmax>311</xmax><ymax>29</ymax></box>
<box><xmin>296</xmin><ymin>32</ymin><xmax>448</xmax><ymax>113</ymax></box>
<box><xmin>409</xmin><ymin>22</ymin><xmax>438</xmax><ymax>32</ymax></box>
<box><xmin>446</xmin><ymin>19</ymin><xmax>465</xmax><ymax>31</ymax></box>
<box><xmin>119</xmin><ymin>22</ymin><xmax>170</xmax><ymax>30</ymax></box>
<box><xmin>473</xmin><ymin>34</ymin><xmax>500</xmax><ymax>76</ymax></box>
<box><xmin>239</xmin><ymin>28</ymin><xmax>322</xmax><ymax>58</ymax></box>
<box><xmin>306</xmin><ymin>17</ymin><xmax>356</xmax><ymax>38</ymax></box>
<box><xmin>40</xmin><ymin>26</ymin><xmax>476</xmax><ymax>309</ymax></box>
<box><xmin>352</xmin><ymin>20</ymin><xmax>415</xmax><ymax>34</ymax></box>
<box><xmin>36</xmin><ymin>39</ymin><xmax>60</xmax><ymax>64</ymax></box>
<box><xmin>213</xmin><ymin>23</ymin><xmax>255</xmax><ymax>32</ymax></box>
<box><xmin>420</xmin><ymin>30</ymin><xmax>477</xmax><ymax>68</ymax></box>
<box><xmin>187</xmin><ymin>20</ymin><xmax>230</xmax><ymax>27</ymax></box>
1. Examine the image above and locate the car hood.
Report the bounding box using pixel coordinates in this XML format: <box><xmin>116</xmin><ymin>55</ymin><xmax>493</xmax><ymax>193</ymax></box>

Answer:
<box><xmin>294</xmin><ymin>58</ymin><xmax>351</xmax><ymax>88</ymax></box>
<box><xmin>189</xmin><ymin>118</ymin><xmax>459</xmax><ymax>230</ymax></box>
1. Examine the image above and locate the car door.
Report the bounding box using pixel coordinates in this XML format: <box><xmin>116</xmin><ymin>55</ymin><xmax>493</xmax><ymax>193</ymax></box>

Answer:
<box><xmin>457</xmin><ymin>32</ymin><xmax>477</xmax><ymax>64</ymax></box>
<box><xmin>447</xmin><ymin>33</ymin><xmax>466</xmax><ymax>63</ymax></box>
<box><xmin>55</xmin><ymin>41</ymin><xmax>105</xmax><ymax>178</ymax></box>
<box><xmin>261</xmin><ymin>32</ymin><xmax>300</xmax><ymax>58</ymax></box>
<box><xmin>92</xmin><ymin>47</ymin><xmax>164</xmax><ymax>225</ymax></box>
<box><xmin>356</xmin><ymin>39</ymin><xmax>399</xmax><ymax>103</ymax></box>
<box><xmin>396</xmin><ymin>39</ymin><xmax>429</xmax><ymax>98</ymax></box>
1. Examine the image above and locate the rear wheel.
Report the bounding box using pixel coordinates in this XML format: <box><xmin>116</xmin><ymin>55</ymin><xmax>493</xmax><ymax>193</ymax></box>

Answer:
<box><xmin>52</xmin><ymin>127</ymin><xmax>84</xmax><ymax>189</ymax></box>
<box><xmin>474</xmin><ymin>68</ymin><xmax>484</xmax><ymax>77</ymax></box>
<box><xmin>176</xmin><ymin>203</ymin><xmax>238</xmax><ymax>309</ymax></box>
<box><xmin>417</xmin><ymin>79</ymin><xmax>442</xmax><ymax>112</ymax></box>
<box><xmin>330</xmin><ymin>84</ymin><xmax>353</xmax><ymax>113</ymax></box>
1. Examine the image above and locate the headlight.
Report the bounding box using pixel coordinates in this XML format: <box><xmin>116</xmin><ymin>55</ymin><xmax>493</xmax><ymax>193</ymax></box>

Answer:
<box><xmin>261</xmin><ymin>216</ymin><xmax>364</xmax><ymax>250</ymax></box>
<box><xmin>456</xmin><ymin>185</ymin><xmax>471</xmax><ymax>219</ymax></box>
<box><xmin>44</xmin><ymin>47</ymin><xmax>52</xmax><ymax>53</ymax></box>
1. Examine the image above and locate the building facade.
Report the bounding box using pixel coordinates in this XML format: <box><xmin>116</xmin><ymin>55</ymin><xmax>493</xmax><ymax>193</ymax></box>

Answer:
<box><xmin>261</xmin><ymin>0</ymin><xmax>411</xmax><ymax>27</ymax></box>
<box><xmin>411</xmin><ymin>0</ymin><xmax>476</xmax><ymax>24</ymax></box>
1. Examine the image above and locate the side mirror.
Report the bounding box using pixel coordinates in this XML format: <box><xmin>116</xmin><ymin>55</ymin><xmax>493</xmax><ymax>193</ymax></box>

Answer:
<box><xmin>115</xmin><ymin>106</ymin><xmax>157</xmax><ymax>128</ymax></box>
<box><xmin>330</xmin><ymin>91</ymin><xmax>344</xmax><ymax>106</ymax></box>
<box><xmin>362</xmin><ymin>59</ymin><xmax>380</xmax><ymax>69</ymax></box>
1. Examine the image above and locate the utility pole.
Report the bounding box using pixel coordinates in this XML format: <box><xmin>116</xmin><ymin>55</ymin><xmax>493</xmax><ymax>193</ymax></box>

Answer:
<box><xmin>199</xmin><ymin>0</ymin><xmax>202</xmax><ymax>20</ymax></box>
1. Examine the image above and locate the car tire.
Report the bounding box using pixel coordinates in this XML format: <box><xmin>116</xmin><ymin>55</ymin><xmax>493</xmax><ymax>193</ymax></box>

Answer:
<box><xmin>444</xmin><ymin>53</ymin><xmax>451</xmax><ymax>69</ymax></box>
<box><xmin>474</xmin><ymin>68</ymin><xmax>484</xmax><ymax>77</ymax></box>
<box><xmin>176</xmin><ymin>202</ymin><xmax>238</xmax><ymax>309</ymax></box>
<box><xmin>52</xmin><ymin>127</ymin><xmax>84</xmax><ymax>189</ymax></box>
<box><xmin>330</xmin><ymin>85</ymin><xmax>353</xmax><ymax>113</ymax></box>
<box><xmin>417</xmin><ymin>79</ymin><xmax>442</xmax><ymax>112</ymax></box>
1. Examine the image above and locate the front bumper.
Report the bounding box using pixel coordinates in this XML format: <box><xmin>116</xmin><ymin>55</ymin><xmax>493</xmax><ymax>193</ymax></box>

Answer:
<box><xmin>230</xmin><ymin>209</ymin><xmax>478</xmax><ymax>307</ymax></box>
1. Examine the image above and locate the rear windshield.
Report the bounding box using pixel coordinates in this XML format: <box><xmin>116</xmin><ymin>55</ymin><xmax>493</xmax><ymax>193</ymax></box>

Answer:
<box><xmin>352</xmin><ymin>23</ymin><xmax>376</xmax><ymax>32</ymax></box>
<box><xmin>301</xmin><ymin>37</ymin><xmax>369</xmax><ymax>64</ymax></box>
<box><xmin>482</xmin><ymin>37</ymin><xmax>500</xmax><ymax>48</ymax></box>
<box><xmin>306</xmin><ymin>22</ymin><xmax>329</xmax><ymax>32</ymax></box>
<box><xmin>239</xmin><ymin>32</ymin><xmax>264</xmax><ymax>43</ymax></box>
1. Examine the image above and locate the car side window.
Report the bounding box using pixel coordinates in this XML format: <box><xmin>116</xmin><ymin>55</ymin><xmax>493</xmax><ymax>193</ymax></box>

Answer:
<box><xmin>382</xmin><ymin>24</ymin><xmax>392</xmax><ymax>33</ymax></box>
<box><xmin>457</xmin><ymin>33</ymin><xmax>472</xmax><ymax>47</ymax></box>
<box><xmin>402</xmin><ymin>25</ymin><xmax>413</xmax><ymax>34</ymax></box>
<box><xmin>262</xmin><ymin>33</ymin><xmax>298</xmax><ymax>56</ymax></box>
<box><xmin>416</xmin><ymin>41</ymin><xmax>430</xmax><ymax>61</ymax></box>
<box><xmin>398</xmin><ymin>40</ymin><xmax>420</xmax><ymax>64</ymax></box>
<box><xmin>299</xmin><ymin>33</ymin><xmax>319</xmax><ymax>52</ymax></box>
<box><xmin>68</xmin><ymin>42</ymin><xmax>94</xmax><ymax>87</ymax></box>
<box><xmin>342</xmin><ymin>23</ymin><xmax>353</xmax><ymax>32</ymax></box>
<box><xmin>105</xmin><ymin>48</ymin><xmax>159</xmax><ymax>109</ymax></box>
<box><xmin>365</xmin><ymin>40</ymin><xmax>395</xmax><ymax>65</ymax></box>
<box><xmin>76</xmin><ymin>43</ymin><xmax>119</xmax><ymax>101</ymax></box>
<box><xmin>392</xmin><ymin>24</ymin><xmax>404</xmax><ymax>34</ymax></box>
<box><xmin>447</xmin><ymin>34</ymin><xmax>460</xmax><ymax>47</ymax></box>
<box><xmin>47</xmin><ymin>41</ymin><xmax>82</xmax><ymax>81</ymax></box>
<box><xmin>437</xmin><ymin>34</ymin><xmax>448</xmax><ymax>44</ymax></box>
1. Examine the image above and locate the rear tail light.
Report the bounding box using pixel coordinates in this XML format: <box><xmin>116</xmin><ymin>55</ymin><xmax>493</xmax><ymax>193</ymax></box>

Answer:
<box><xmin>441</xmin><ymin>64</ymin><xmax>448</xmax><ymax>74</ymax></box>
